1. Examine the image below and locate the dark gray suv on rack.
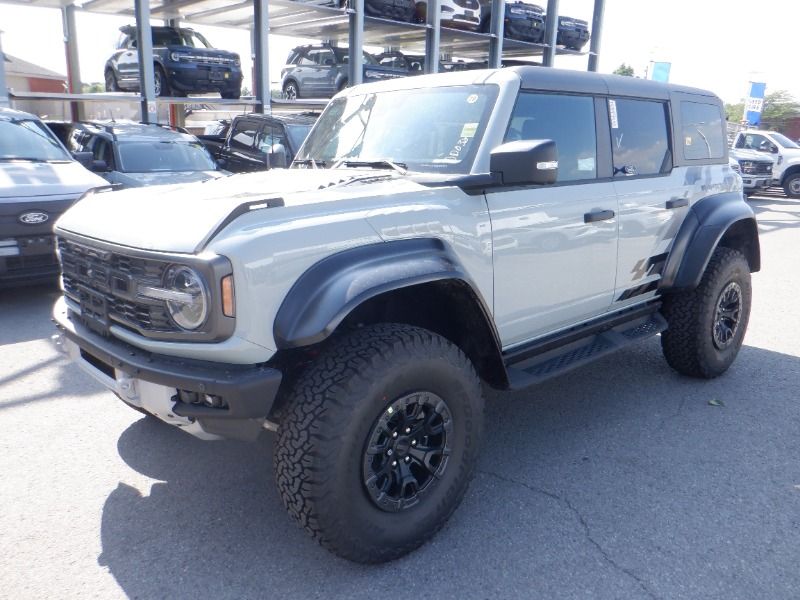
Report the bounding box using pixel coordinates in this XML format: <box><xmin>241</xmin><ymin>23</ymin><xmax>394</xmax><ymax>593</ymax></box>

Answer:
<box><xmin>281</xmin><ymin>44</ymin><xmax>408</xmax><ymax>99</ymax></box>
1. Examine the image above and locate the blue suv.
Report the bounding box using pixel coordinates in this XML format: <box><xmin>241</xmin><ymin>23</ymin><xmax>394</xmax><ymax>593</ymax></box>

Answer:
<box><xmin>104</xmin><ymin>25</ymin><xmax>242</xmax><ymax>99</ymax></box>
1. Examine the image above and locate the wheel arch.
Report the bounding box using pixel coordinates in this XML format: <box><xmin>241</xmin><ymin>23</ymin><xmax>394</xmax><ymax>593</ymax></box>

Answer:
<box><xmin>780</xmin><ymin>163</ymin><xmax>800</xmax><ymax>185</ymax></box>
<box><xmin>660</xmin><ymin>191</ymin><xmax>760</xmax><ymax>291</ymax></box>
<box><xmin>272</xmin><ymin>238</ymin><xmax>507</xmax><ymax>388</ymax></box>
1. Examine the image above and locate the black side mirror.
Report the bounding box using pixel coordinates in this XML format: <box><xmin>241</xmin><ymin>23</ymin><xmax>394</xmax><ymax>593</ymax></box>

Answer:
<box><xmin>73</xmin><ymin>151</ymin><xmax>93</xmax><ymax>169</ymax></box>
<box><xmin>91</xmin><ymin>159</ymin><xmax>109</xmax><ymax>172</ymax></box>
<box><xmin>490</xmin><ymin>139</ymin><xmax>558</xmax><ymax>186</ymax></box>
<box><xmin>266</xmin><ymin>144</ymin><xmax>288</xmax><ymax>169</ymax></box>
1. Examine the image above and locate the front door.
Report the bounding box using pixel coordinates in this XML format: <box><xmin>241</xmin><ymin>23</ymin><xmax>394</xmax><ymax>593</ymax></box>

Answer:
<box><xmin>488</xmin><ymin>92</ymin><xmax>619</xmax><ymax>348</ymax></box>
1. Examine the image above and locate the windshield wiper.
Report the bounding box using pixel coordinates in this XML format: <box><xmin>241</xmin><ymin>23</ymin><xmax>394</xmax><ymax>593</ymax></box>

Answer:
<box><xmin>332</xmin><ymin>159</ymin><xmax>407</xmax><ymax>174</ymax></box>
<box><xmin>293</xmin><ymin>158</ymin><xmax>327</xmax><ymax>169</ymax></box>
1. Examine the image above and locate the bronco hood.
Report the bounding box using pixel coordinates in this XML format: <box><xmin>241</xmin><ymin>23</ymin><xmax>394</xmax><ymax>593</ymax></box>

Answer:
<box><xmin>55</xmin><ymin>168</ymin><xmax>398</xmax><ymax>253</ymax></box>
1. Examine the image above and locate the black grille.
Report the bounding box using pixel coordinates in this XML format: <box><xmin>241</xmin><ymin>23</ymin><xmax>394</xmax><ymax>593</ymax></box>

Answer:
<box><xmin>740</xmin><ymin>161</ymin><xmax>772</xmax><ymax>175</ymax></box>
<box><xmin>58</xmin><ymin>237</ymin><xmax>178</xmax><ymax>335</ymax></box>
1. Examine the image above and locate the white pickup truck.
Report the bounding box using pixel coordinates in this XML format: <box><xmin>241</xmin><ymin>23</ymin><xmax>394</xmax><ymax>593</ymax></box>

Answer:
<box><xmin>732</xmin><ymin>129</ymin><xmax>800</xmax><ymax>197</ymax></box>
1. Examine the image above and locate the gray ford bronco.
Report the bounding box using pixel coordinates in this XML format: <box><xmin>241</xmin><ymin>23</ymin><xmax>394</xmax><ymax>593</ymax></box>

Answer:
<box><xmin>52</xmin><ymin>67</ymin><xmax>759</xmax><ymax>563</ymax></box>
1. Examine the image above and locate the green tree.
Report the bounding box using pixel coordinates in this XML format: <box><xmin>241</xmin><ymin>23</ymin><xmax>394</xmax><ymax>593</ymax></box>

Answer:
<box><xmin>81</xmin><ymin>82</ymin><xmax>105</xmax><ymax>94</ymax></box>
<box><xmin>613</xmin><ymin>63</ymin><xmax>634</xmax><ymax>77</ymax></box>
<box><xmin>761</xmin><ymin>90</ymin><xmax>800</xmax><ymax>122</ymax></box>
<box><xmin>725</xmin><ymin>102</ymin><xmax>744</xmax><ymax>123</ymax></box>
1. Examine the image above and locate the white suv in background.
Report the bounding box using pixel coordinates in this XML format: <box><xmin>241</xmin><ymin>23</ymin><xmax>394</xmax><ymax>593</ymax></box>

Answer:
<box><xmin>732</xmin><ymin>129</ymin><xmax>800</xmax><ymax>197</ymax></box>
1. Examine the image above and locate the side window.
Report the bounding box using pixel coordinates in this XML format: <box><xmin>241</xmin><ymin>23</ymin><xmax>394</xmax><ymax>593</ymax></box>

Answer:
<box><xmin>609</xmin><ymin>98</ymin><xmax>670</xmax><ymax>177</ymax></box>
<box><xmin>506</xmin><ymin>93</ymin><xmax>597</xmax><ymax>183</ymax></box>
<box><xmin>91</xmin><ymin>138</ymin><xmax>114</xmax><ymax>168</ymax></box>
<box><xmin>230</xmin><ymin>121</ymin><xmax>258</xmax><ymax>152</ymax></box>
<box><xmin>680</xmin><ymin>101</ymin><xmax>724</xmax><ymax>160</ymax></box>
<box><xmin>258</xmin><ymin>125</ymin><xmax>287</xmax><ymax>152</ymax></box>
<box><xmin>740</xmin><ymin>133</ymin><xmax>769</xmax><ymax>152</ymax></box>
<box><xmin>297</xmin><ymin>52</ymin><xmax>316</xmax><ymax>66</ymax></box>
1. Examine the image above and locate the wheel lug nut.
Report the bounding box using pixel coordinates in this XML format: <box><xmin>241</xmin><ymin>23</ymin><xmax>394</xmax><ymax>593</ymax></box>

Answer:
<box><xmin>405</xmin><ymin>456</ymin><xmax>410</xmax><ymax>463</ymax></box>
<box><xmin>387</xmin><ymin>449</ymin><xmax>393</xmax><ymax>456</ymax></box>
<box><xmin>392</xmin><ymin>461</ymin><xmax>397</xmax><ymax>467</ymax></box>
<box><xmin>392</xmin><ymin>432</ymin><xmax>398</xmax><ymax>438</ymax></box>
<box><xmin>405</xmin><ymin>427</ymin><xmax>411</xmax><ymax>434</ymax></box>
<box><xmin>411</xmin><ymin>440</ymin><xmax>417</xmax><ymax>446</ymax></box>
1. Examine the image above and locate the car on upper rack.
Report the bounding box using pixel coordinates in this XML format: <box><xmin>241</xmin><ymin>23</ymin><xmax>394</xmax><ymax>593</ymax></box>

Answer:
<box><xmin>52</xmin><ymin>66</ymin><xmax>759</xmax><ymax>566</ymax></box>
<box><xmin>59</xmin><ymin>121</ymin><xmax>227</xmax><ymax>188</ymax></box>
<box><xmin>556</xmin><ymin>14</ymin><xmax>590</xmax><ymax>50</ymax></box>
<box><xmin>196</xmin><ymin>112</ymin><xmax>318</xmax><ymax>173</ymax></box>
<box><xmin>415</xmin><ymin>0</ymin><xmax>482</xmax><ymax>30</ymax></box>
<box><xmin>0</xmin><ymin>108</ymin><xmax>108</xmax><ymax>287</ymax></box>
<box><xmin>104</xmin><ymin>25</ymin><xmax>243</xmax><ymax>99</ymax></box>
<box><xmin>281</xmin><ymin>43</ymin><xmax>408</xmax><ymax>99</ymax></box>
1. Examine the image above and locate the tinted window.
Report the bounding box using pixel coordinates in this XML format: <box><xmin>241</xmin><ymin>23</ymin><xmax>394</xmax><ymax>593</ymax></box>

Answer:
<box><xmin>117</xmin><ymin>141</ymin><xmax>216</xmax><ymax>172</ymax></box>
<box><xmin>506</xmin><ymin>93</ymin><xmax>597</xmax><ymax>182</ymax></box>
<box><xmin>609</xmin><ymin>98</ymin><xmax>670</xmax><ymax>176</ymax></box>
<box><xmin>230</xmin><ymin>121</ymin><xmax>259</xmax><ymax>151</ymax></box>
<box><xmin>680</xmin><ymin>101</ymin><xmax>724</xmax><ymax>160</ymax></box>
<box><xmin>736</xmin><ymin>132</ymin><xmax>770</xmax><ymax>151</ymax></box>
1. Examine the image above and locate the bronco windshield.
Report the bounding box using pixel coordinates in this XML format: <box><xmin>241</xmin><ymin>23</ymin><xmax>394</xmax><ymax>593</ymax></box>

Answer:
<box><xmin>0</xmin><ymin>119</ymin><xmax>71</xmax><ymax>162</ymax></box>
<box><xmin>117</xmin><ymin>141</ymin><xmax>217</xmax><ymax>172</ymax></box>
<box><xmin>295</xmin><ymin>84</ymin><xmax>498</xmax><ymax>174</ymax></box>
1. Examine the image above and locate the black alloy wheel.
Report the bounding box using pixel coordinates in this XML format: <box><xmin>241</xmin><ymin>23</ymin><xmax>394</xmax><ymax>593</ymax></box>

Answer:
<box><xmin>362</xmin><ymin>391</ymin><xmax>453</xmax><ymax>512</ymax></box>
<box><xmin>283</xmin><ymin>81</ymin><xmax>299</xmax><ymax>100</ymax></box>
<box><xmin>712</xmin><ymin>281</ymin><xmax>742</xmax><ymax>350</ymax></box>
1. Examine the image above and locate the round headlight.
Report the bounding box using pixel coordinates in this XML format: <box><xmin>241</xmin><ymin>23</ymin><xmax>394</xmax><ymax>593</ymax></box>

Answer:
<box><xmin>170</xmin><ymin>51</ymin><xmax>182</xmax><ymax>62</ymax></box>
<box><xmin>165</xmin><ymin>266</ymin><xmax>208</xmax><ymax>330</ymax></box>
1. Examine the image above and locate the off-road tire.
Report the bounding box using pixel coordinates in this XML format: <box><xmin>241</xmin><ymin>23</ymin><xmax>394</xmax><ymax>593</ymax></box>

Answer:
<box><xmin>783</xmin><ymin>173</ymin><xmax>800</xmax><ymax>199</ymax></box>
<box><xmin>283</xmin><ymin>80</ymin><xmax>299</xmax><ymax>100</ymax></box>
<box><xmin>274</xmin><ymin>323</ymin><xmax>484</xmax><ymax>563</ymax></box>
<box><xmin>220</xmin><ymin>89</ymin><xmax>241</xmax><ymax>100</ymax></box>
<box><xmin>661</xmin><ymin>247</ymin><xmax>751</xmax><ymax>378</ymax></box>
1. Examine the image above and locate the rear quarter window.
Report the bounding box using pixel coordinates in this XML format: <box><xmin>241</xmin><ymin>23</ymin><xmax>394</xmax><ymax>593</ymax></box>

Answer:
<box><xmin>680</xmin><ymin>101</ymin><xmax>725</xmax><ymax>160</ymax></box>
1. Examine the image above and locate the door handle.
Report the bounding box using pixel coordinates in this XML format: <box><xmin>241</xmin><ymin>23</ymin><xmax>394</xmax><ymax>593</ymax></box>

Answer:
<box><xmin>584</xmin><ymin>209</ymin><xmax>615</xmax><ymax>223</ymax></box>
<box><xmin>665</xmin><ymin>197</ymin><xmax>688</xmax><ymax>209</ymax></box>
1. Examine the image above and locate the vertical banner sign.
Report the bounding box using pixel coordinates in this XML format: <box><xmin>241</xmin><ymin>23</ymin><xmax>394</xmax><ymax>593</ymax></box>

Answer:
<box><xmin>745</xmin><ymin>82</ymin><xmax>767</xmax><ymax>126</ymax></box>
<box><xmin>650</xmin><ymin>62</ymin><xmax>671</xmax><ymax>83</ymax></box>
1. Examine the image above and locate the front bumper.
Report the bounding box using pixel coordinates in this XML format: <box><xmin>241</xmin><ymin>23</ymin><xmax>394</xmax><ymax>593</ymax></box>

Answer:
<box><xmin>504</xmin><ymin>17</ymin><xmax>545</xmax><ymax>43</ymax></box>
<box><xmin>0</xmin><ymin>235</ymin><xmax>58</xmax><ymax>287</ymax></box>
<box><xmin>166</xmin><ymin>64</ymin><xmax>243</xmax><ymax>92</ymax></box>
<box><xmin>53</xmin><ymin>297</ymin><xmax>282</xmax><ymax>441</ymax></box>
<box><xmin>741</xmin><ymin>175</ymin><xmax>771</xmax><ymax>192</ymax></box>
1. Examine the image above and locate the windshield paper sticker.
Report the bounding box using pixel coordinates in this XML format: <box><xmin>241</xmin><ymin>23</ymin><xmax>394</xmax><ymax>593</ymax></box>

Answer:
<box><xmin>609</xmin><ymin>99</ymin><xmax>619</xmax><ymax>129</ymax></box>
<box><xmin>460</xmin><ymin>123</ymin><xmax>478</xmax><ymax>138</ymax></box>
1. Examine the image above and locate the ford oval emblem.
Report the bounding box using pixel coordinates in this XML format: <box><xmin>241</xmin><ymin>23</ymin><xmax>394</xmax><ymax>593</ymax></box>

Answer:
<box><xmin>19</xmin><ymin>211</ymin><xmax>49</xmax><ymax>225</ymax></box>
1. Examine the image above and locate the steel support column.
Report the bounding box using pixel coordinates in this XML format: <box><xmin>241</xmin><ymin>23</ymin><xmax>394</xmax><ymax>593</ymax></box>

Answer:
<box><xmin>348</xmin><ymin>0</ymin><xmax>364</xmax><ymax>86</ymax></box>
<box><xmin>253</xmin><ymin>0</ymin><xmax>269</xmax><ymax>113</ymax></box>
<box><xmin>62</xmin><ymin>5</ymin><xmax>84</xmax><ymax>120</ymax></box>
<box><xmin>135</xmin><ymin>0</ymin><xmax>158</xmax><ymax>123</ymax></box>
<box><xmin>0</xmin><ymin>31</ymin><xmax>8</xmax><ymax>108</ymax></box>
<box><xmin>587</xmin><ymin>0</ymin><xmax>604</xmax><ymax>72</ymax></box>
<box><xmin>424</xmin><ymin>0</ymin><xmax>440</xmax><ymax>74</ymax></box>
<box><xmin>542</xmin><ymin>0</ymin><xmax>558</xmax><ymax>67</ymax></box>
<box><xmin>487</xmin><ymin>0</ymin><xmax>505</xmax><ymax>68</ymax></box>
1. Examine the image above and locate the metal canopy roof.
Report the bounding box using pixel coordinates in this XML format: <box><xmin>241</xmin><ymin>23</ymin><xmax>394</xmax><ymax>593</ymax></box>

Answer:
<box><xmin>2</xmin><ymin>0</ymin><xmax>584</xmax><ymax>59</ymax></box>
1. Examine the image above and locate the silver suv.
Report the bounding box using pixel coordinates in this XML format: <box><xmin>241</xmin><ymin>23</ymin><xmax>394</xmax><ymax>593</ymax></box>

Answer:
<box><xmin>53</xmin><ymin>67</ymin><xmax>759</xmax><ymax>563</ymax></box>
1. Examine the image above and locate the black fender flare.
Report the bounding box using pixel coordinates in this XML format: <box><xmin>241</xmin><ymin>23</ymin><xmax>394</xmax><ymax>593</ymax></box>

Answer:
<box><xmin>660</xmin><ymin>191</ymin><xmax>760</xmax><ymax>290</ymax></box>
<box><xmin>273</xmin><ymin>238</ymin><xmax>489</xmax><ymax>349</ymax></box>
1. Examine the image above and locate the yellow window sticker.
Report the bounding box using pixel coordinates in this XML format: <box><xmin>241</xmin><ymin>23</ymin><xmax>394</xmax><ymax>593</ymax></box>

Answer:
<box><xmin>461</xmin><ymin>123</ymin><xmax>478</xmax><ymax>138</ymax></box>
<box><xmin>685</xmin><ymin>136</ymin><xmax>693</xmax><ymax>146</ymax></box>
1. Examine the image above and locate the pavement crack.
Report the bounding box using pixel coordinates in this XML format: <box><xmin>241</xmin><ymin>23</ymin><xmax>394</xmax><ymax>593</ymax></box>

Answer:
<box><xmin>479</xmin><ymin>469</ymin><xmax>661</xmax><ymax>600</ymax></box>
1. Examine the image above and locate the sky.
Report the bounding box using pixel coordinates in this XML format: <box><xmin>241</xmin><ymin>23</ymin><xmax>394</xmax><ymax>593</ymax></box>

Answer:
<box><xmin>0</xmin><ymin>0</ymin><xmax>798</xmax><ymax>104</ymax></box>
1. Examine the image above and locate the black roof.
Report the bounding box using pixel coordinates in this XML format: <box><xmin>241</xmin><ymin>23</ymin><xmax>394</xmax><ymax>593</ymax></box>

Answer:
<box><xmin>509</xmin><ymin>66</ymin><xmax>719</xmax><ymax>101</ymax></box>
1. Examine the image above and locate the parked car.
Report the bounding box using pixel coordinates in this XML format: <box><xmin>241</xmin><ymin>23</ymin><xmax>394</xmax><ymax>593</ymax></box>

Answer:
<box><xmin>415</xmin><ymin>0</ymin><xmax>481</xmax><ymax>30</ymax></box>
<box><xmin>104</xmin><ymin>25</ymin><xmax>243</xmax><ymax>99</ymax></box>
<box><xmin>62</xmin><ymin>121</ymin><xmax>226</xmax><ymax>188</ymax></box>
<box><xmin>0</xmin><ymin>108</ymin><xmax>107</xmax><ymax>287</ymax></box>
<box><xmin>365</xmin><ymin>0</ymin><xmax>416</xmax><ymax>21</ymax></box>
<box><xmin>729</xmin><ymin>147</ymin><xmax>774</xmax><ymax>196</ymax></box>
<box><xmin>556</xmin><ymin>14</ymin><xmax>590</xmax><ymax>50</ymax></box>
<box><xmin>54</xmin><ymin>67</ymin><xmax>758</xmax><ymax>564</ymax></box>
<box><xmin>497</xmin><ymin>1</ymin><xmax>545</xmax><ymax>42</ymax></box>
<box><xmin>281</xmin><ymin>44</ymin><xmax>407</xmax><ymax>99</ymax></box>
<box><xmin>732</xmin><ymin>130</ymin><xmax>800</xmax><ymax>197</ymax></box>
<box><xmin>197</xmin><ymin>112</ymin><xmax>318</xmax><ymax>173</ymax></box>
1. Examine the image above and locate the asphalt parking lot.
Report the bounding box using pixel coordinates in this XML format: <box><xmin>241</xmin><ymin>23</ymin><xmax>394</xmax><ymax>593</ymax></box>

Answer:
<box><xmin>2</xmin><ymin>188</ymin><xmax>799</xmax><ymax>600</ymax></box>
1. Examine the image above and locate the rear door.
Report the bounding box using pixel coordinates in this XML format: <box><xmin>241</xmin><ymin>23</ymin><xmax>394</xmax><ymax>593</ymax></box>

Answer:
<box><xmin>223</xmin><ymin>119</ymin><xmax>262</xmax><ymax>172</ymax></box>
<box><xmin>487</xmin><ymin>92</ymin><xmax>619</xmax><ymax>347</ymax></box>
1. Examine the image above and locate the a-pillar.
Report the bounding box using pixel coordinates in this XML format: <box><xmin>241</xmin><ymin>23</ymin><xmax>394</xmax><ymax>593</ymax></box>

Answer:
<box><xmin>253</xmin><ymin>0</ymin><xmax>269</xmax><ymax>113</ymax></box>
<box><xmin>62</xmin><ymin>5</ymin><xmax>84</xmax><ymax>120</ymax></box>
<box><xmin>135</xmin><ymin>0</ymin><xmax>158</xmax><ymax>123</ymax></box>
